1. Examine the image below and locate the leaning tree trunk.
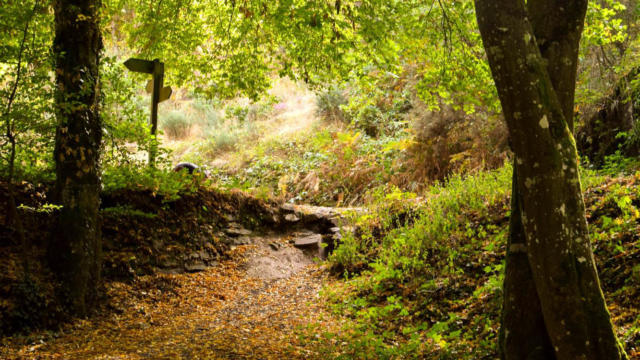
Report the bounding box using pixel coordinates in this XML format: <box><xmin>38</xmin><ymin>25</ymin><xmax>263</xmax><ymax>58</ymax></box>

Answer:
<box><xmin>51</xmin><ymin>0</ymin><xmax>103</xmax><ymax>316</ymax></box>
<box><xmin>474</xmin><ymin>0</ymin><xmax>627</xmax><ymax>358</ymax></box>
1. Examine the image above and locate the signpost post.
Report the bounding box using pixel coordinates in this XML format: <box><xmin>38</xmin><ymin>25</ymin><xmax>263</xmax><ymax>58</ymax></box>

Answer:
<box><xmin>124</xmin><ymin>58</ymin><xmax>172</xmax><ymax>166</ymax></box>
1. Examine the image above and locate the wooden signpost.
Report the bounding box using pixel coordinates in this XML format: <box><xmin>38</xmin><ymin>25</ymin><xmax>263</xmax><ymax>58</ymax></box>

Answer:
<box><xmin>124</xmin><ymin>58</ymin><xmax>172</xmax><ymax>166</ymax></box>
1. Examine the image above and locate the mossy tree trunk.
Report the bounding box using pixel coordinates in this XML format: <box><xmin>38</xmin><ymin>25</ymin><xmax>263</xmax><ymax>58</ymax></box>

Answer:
<box><xmin>51</xmin><ymin>0</ymin><xmax>103</xmax><ymax>316</ymax></box>
<box><xmin>474</xmin><ymin>0</ymin><xmax>627</xmax><ymax>358</ymax></box>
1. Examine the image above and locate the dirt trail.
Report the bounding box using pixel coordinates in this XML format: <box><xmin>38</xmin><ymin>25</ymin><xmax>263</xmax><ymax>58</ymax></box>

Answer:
<box><xmin>1</xmin><ymin>230</ymin><xmax>337</xmax><ymax>360</ymax></box>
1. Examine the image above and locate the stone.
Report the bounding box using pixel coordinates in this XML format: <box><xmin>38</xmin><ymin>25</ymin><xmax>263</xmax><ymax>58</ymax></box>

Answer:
<box><xmin>232</xmin><ymin>236</ymin><xmax>252</xmax><ymax>245</ymax></box>
<box><xmin>284</xmin><ymin>213</ymin><xmax>300</xmax><ymax>222</ymax></box>
<box><xmin>160</xmin><ymin>258</ymin><xmax>179</xmax><ymax>268</ymax></box>
<box><xmin>225</xmin><ymin>227</ymin><xmax>252</xmax><ymax>237</ymax></box>
<box><xmin>293</xmin><ymin>230</ymin><xmax>315</xmax><ymax>237</ymax></box>
<box><xmin>184</xmin><ymin>262</ymin><xmax>207</xmax><ymax>272</ymax></box>
<box><xmin>328</xmin><ymin>216</ymin><xmax>341</xmax><ymax>227</ymax></box>
<box><xmin>318</xmin><ymin>234</ymin><xmax>335</xmax><ymax>259</ymax></box>
<box><xmin>294</xmin><ymin>234</ymin><xmax>322</xmax><ymax>248</ymax></box>
<box><xmin>281</xmin><ymin>203</ymin><xmax>295</xmax><ymax>212</ymax></box>
<box><xmin>269</xmin><ymin>242</ymin><xmax>280</xmax><ymax>251</ymax></box>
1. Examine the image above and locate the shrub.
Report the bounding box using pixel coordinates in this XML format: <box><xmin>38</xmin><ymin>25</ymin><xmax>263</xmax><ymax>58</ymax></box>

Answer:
<box><xmin>161</xmin><ymin>111</ymin><xmax>192</xmax><ymax>139</ymax></box>
<box><xmin>191</xmin><ymin>97</ymin><xmax>223</xmax><ymax>129</ymax></box>
<box><xmin>225</xmin><ymin>104</ymin><xmax>249</xmax><ymax>122</ymax></box>
<box><xmin>406</xmin><ymin>104</ymin><xmax>508</xmax><ymax>181</ymax></box>
<box><xmin>315</xmin><ymin>86</ymin><xmax>348</xmax><ymax>123</ymax></box>
<box><xmin>353</xmin><ymin>104</ymin><xmax>385</xmax><ymax>137</ymax></box>
<box><xmin>208</xmin><ymin>130</ymin><xmax>240</xmax><ymax>152</ymax></box>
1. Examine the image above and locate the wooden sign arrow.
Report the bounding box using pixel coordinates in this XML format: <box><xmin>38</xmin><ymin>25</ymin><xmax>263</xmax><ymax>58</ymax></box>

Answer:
<box><xmin>124</xmin><ymin>58</ymin><xmax>154</xmax><ymax>74</ymax></box>
<box><xmin>123</xmin><ymin>57</ymin><xmax>171</xmax><ymax>167</ymax></box>
<box><xmin>158</xmin><ymin>86</ymin><xmax>172</xmax><ymax>102</ymax></box>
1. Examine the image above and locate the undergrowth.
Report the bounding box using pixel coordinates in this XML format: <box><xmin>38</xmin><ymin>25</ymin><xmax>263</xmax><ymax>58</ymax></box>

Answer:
<box><xmin>308</xmin><ymin>165</ymin><xmax>640</xmax><ymax>359</ymax></box>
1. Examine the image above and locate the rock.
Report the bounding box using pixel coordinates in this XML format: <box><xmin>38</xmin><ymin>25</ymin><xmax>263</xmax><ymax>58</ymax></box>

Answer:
<box><xmin>160</xmin><ymin>259</ymin><xmax>179</xmax><ymax>268</ymax></box>
<box><xmin>269</xmin><ymin>242</ymin><xmax>280</xmax><ymax>251</ymax></box>
<box><xmin>281</xmin><ymin>203</ymin><xmax>295</xmax><ymax>212</ymax></box>
<box><xmin>161</xmin><ymin>268</ymin><xmax>183</xmax><ymax>275</ymax></box>
<box><xmin>225</xmin><ymin>227</ymin><xmax>252</xmax><ymax>237</ymax></box>
<box><xmin>284</xmin><ymin>213</ymin><xmax>300</xmax><ymax>222</ymax></box>
<box><xmin>294</xmin><ymin>234</ymin><xmax>322</xmax><ymax>248</ymax></box>
<box><xmin>184</xmin><ymin>262</ymin><xmax>207</xmax><ymax>272</ymax></box>
<box><xmin>293</xmin><ymin>230</ymin><xmax>315</xmax><ymax>237</ymax></box>
<box><xmin>318</xmin><ymin>234</ymin><xmax>335</xmax><ymax>259</ymax></box>
<box><xmin>232</xmin><ymin>236</ymin><xmax>252</xmax><ymax>245</ymax></box>
<box><xmin>328</xmin><ymin>216</ymin><xmax>341</xmax><ymax>227</ymax></box>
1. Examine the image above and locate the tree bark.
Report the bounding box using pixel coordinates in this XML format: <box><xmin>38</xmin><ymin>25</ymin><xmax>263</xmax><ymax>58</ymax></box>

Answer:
<box><xmin>474</xmin><ymin>0</ymin><xmax>627</xmax><ymax>358</ymax></box>
<box><xmin>499</xmin><ymin>168</ymin><xmax>553</xmax><ymax>359</ymax></box>
<box><xmin>51</xmin><ymin>0</ymin><xmax>103</xmax><ymax>316</ymax></box>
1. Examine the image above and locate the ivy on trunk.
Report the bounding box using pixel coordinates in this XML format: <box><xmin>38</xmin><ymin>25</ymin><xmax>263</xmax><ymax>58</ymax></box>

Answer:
<box><xmin>474</xmin><ymin>0</ymin><xmax>628</xmax><ymax>358</ymax></box>
<box><xmin>51</xmin><ymin>0</ymin><xmax>103</xmax><ymax>316</ymax></box>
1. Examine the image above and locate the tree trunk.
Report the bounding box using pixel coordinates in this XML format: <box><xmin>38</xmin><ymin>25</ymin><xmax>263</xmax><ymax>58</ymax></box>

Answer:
<box><xmin>51</xmin><ymin>0</ymin><xmax>103</xmax><ymax>316</ymax></box>
<box><xmin>474</xmin><ymin>0</ymin><xmax>627</xmax><ymax>358</ymax></box>
<box><xmin>499</xmin><ymin>168</ymin><xmax>553</xmax><ymax>359</ymax></box>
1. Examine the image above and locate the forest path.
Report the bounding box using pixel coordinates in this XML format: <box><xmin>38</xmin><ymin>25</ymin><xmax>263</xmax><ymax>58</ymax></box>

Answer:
<box><xmin>2</xmin><ymin>230</ymin><xmax>338</xmax><ymax>360</ymax></box>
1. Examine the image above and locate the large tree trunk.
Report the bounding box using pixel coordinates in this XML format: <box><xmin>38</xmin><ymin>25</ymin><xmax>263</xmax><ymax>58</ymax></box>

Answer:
<box><xmin>51</xmin><ymin>0</ymin><xmax>103</xmax><ymax>316</ymax></box>
<box><xmin>474</xmin><ymin>0</ymin><xmax>627</xmax><ymax>358</ymax></box>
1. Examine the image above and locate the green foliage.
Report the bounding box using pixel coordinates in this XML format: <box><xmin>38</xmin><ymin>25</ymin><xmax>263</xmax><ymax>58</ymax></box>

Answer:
<box><xmin>102</xmin><ymin>56</ymin><xmax>154</xmax><ymax>164</ymax></box>
<box><xmin>320</xmin><ymin>165</ymin><xmax>638</xmax><ymax>357</ymax></box>
<box><xmin>319</xmin><ymin>166</ymin><xmax>514</xmax><ymax>357</ymax></box>
<box><xmin>225</xmin><ymin>104</ymin><xmax>250</xmax><ymax>123</ymax></box>
<box><xmin>102</xmin><ymin>163</ymin><xmax>210</xmax><ymax>201</ymax></box>
<box><xmin>0</xmin><ymin>0</ymin><xmax>55</xmax><ymax>182</ymax></box>
<box><xmin>330</xmin><ymin>164</ymin><xmax>512</xmax><ymax>276</ymax></box>
<box><xmin>601</xmin><ymin>151</ymin><xmax>640</xmax><ymax>175</ymax></box>
<box><xmin>584</xmin><ymin>0</ymin><xmax>628</xmax><ymax>47</ymax></box>
<box><xmin>101</xmin><ymin>205</ymin><xmax>157</xmax><ymax>219</ymax></box>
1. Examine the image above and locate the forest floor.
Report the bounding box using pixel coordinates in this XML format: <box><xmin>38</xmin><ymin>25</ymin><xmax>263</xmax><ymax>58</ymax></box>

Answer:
<box><xmin>1</xmin><ymin>231</ymin><xmax>338</xmax><ymax>360</ymax></box>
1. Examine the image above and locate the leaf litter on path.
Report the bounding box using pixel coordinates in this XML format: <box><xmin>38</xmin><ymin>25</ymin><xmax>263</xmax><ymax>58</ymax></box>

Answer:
<box><xmin>1</xmin><ymin>232</ymin><xmax>339</xmax><ymax>360</ymax></box>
